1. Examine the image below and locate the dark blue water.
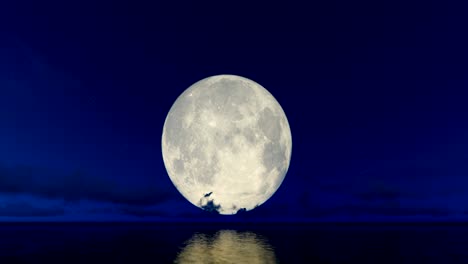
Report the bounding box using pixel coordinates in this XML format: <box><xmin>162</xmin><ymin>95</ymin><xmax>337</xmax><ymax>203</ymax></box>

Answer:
<box><xmin>1</xmin><ymin>223</ymin><xmax>468</xmax><ymax>263</ymax></box>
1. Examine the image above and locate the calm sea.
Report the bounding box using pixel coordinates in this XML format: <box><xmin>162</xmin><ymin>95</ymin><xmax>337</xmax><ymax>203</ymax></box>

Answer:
<box><xmin>0</xmin><ymin>223</ymin><xmax>468</xmax><ymax>263</ymax></box>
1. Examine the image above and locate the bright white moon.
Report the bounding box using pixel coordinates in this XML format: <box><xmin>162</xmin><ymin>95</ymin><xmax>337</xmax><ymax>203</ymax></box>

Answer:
<box><xmin>162</xmin><ymin>74</ymin><xmax>292</xmax><ymax>215</ymax></box>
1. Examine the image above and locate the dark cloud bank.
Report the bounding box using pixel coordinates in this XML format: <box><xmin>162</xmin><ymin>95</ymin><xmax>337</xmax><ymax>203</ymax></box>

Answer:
<box><xmin>0</xmin><ymin>164</ymin><xmax>172</xmax><ymax>206</ymax></box>
<box><xmin>0</xmin><ymin>163</ymin><xmax>464</xmax><ymax>220</ymax></box>
<box><xmin>0</xmin><ymin>201</ymin><xmax>64</xmax><ymax>217</ymax></box>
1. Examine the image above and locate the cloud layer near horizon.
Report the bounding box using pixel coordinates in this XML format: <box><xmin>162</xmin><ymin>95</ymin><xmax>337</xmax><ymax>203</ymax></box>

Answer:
<box><xmin>0</xmin><ymin>164</ymin><xmax>174</xmax><ymax>206</ymax></box>
<box><xmin>1</xmin><ymin>151</ymin><xmax>468</xmax><ymax>220</ymax></box>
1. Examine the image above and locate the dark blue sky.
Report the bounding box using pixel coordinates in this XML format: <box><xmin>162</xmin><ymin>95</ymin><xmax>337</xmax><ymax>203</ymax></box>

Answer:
<box><xmin>0</xmin><ymin>0</ymin><xmax>467</xmax><ymax>221</ymax></box>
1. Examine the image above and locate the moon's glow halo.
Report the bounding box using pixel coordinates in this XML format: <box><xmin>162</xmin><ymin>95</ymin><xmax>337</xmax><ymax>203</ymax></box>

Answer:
<box><xmin>162</xmin><ymin>75</ymin><xmax>292</xmax><ymax>214</ymax></box>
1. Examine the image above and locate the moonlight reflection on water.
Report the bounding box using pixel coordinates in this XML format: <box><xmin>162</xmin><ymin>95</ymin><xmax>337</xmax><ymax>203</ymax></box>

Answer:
<box><xmin>174</xmin><ymin>230</ymin><xmax>278</xmax><ymax>264</ymax></box>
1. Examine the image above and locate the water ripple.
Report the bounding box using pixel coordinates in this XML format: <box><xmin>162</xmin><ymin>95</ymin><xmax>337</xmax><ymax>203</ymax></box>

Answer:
<box><xmin>174</xmin><ymin>230</ymin><xmax>278</xmax><ymax>264</ymax></box>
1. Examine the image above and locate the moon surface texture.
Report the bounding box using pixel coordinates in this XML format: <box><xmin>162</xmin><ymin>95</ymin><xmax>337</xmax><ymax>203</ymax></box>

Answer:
<box><xmin>162</xmin><ymin>75</ymin><xmax>292</xmax><ymax>215</ymax></box>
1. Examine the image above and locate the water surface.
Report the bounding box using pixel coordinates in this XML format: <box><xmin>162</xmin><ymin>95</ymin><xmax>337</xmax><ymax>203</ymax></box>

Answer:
<box><xmin>1</xmin><ymin>223</ymin><xmax>468</xmax><ymax>263</ymax></box>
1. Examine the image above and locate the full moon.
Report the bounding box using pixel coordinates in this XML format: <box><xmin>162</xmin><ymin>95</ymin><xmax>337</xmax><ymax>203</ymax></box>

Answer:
<box><xmin>162</xmin><ymin>74</ymin><xmax>292</xmax><ymax>215</ymax></box>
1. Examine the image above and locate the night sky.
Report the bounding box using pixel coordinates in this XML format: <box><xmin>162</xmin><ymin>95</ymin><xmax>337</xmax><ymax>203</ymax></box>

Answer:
<box><xmin>0</xmin><ymin>0</ymin><xmax>467</xmax><ymax>222</ymax></box>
